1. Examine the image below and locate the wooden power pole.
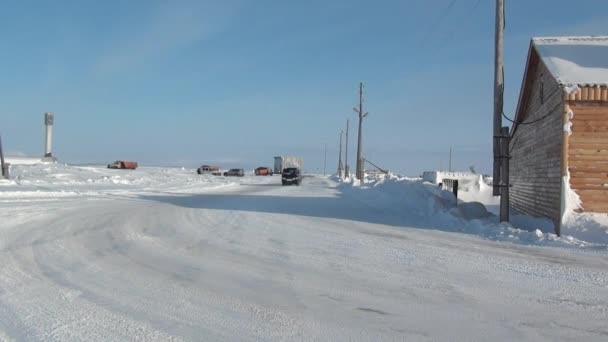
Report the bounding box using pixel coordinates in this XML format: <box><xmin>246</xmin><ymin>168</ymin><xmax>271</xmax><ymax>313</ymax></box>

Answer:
<box><xmin>345</xmin><ymin>119</ymin><xmax>350</xmax><ymax>178</ymax></box>
<box><xmin>338</xmin><ymin>130</ymin><xmax>344</xmax><ymax>178</ymax></box>
<box><xmin>493</xmin><ymin>0</ymin><xmax>509</xmax><ymax>222</ymax></box>
<box><xmin>354</xmin><ymin>82</ymin><xmax>368</xmax><ymax>180</ymax></box>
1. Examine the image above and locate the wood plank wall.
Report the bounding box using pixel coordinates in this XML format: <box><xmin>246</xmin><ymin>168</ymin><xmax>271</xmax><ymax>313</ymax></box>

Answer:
<box><xmin>567</xmin><ymin>93</ymin><xmax>608</xmax><ymax>213</ymax></box>
<box><xmin>509</xmin><ymin>60</ymin><xmax>564</xmax><ymax>225</ymax></box>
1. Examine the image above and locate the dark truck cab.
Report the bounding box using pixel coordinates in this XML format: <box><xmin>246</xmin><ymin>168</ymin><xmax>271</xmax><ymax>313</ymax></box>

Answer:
<box><xmin>223</xmin><ymin>168</ymin><xmax>245</xmax><ymax>177</ymax></box>
<box><xmin>281</xmin><ymin>167</ymin><xmax>302</xmax><ymax>186</ymax></box>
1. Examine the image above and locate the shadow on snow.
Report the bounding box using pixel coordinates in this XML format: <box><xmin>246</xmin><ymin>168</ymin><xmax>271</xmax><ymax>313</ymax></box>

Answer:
<box><xmin>137</xmin><ymin>188</ymin><xmax>445</xmax><ymax>231</ymax></box>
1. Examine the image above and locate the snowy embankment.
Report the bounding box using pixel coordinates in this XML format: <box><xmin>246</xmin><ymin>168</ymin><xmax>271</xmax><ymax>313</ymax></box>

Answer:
<box><xmin>0</xmin><ymin>163</ymin><xmax>242</xmax><ymax>201</ymax></box>
<box><xmin>337</xmin><ymin>174</ymin><xmax>608</xmax><ymax>249</ymax></box>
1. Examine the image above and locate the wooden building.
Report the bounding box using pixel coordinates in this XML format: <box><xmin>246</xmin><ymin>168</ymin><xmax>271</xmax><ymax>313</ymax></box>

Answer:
<box><xmin>509</xmin><ymin>36</ymin><xmax>608</xmax><ymax>235</ymax></box>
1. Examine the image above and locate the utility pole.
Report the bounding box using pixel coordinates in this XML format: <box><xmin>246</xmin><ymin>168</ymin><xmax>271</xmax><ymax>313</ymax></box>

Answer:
<box><xmin>493</xmin><ymin>0</ymin><xmax>509</xmax><ymax>222</ymax></box>
<box><xmin>323</xmin><ymin>143</ymin><xmax>327</xmax><ymax>176</ymax></box>
<box><xmin>345</xmin><ymin>119</ymin><xmax>350</xmax><ymax>178</ymax></box>
<box><xmin>354</xmin><ymin>82</ymin><xmax>368</xmax><ymax>180</ymax></box>
<box><xmin>449</xmin><ymin>146</ymin><xmax>452</xmax><ymax>172</ymax></box>
<box><xmin>338</xmin><ymin>130</ymin><xmax>344</xmax><ymax>178</ymax></box>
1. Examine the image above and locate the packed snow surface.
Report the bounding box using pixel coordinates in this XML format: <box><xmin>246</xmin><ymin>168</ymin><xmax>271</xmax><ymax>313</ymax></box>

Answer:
<box><xmin>533</xmin><ymin>36</ymin><xmax>608</xmax><ymax>86</ymax></box>
<box><xmin>1</xmin><ymin>164</ymin><xmax>607</xmax><ymax>341</ymax></box>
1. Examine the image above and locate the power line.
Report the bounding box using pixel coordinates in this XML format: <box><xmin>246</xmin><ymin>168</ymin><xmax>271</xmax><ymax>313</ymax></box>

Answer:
<box><xmin>502</xmin><ymin>110</ymin><xmax>552</xmax><ymax>126</ymax></box>
<box><xmin>503</xmin><ymin>87</ymin><xmax>562</xmax><ymax>127</ymax></box>
<box><xmin>420</xmin><ymin>0</ymin><xmax>459</xmax><ymax>46</ymax></box>
<box><xmin>408</xmin><ymin>0</ymin><xmax>483</xmax><ymax>79</ymax></box>
<box><xmin>432</xmin><ymin>0</ymin><xmax>485</xmax><ymax>57</ymax></box>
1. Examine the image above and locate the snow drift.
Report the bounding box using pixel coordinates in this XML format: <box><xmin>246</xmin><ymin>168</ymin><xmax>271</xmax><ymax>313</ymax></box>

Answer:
<box><xmin>337</xmin><ymin>173</ymin><xmax>608</xmax><ymax>249</ymax></box>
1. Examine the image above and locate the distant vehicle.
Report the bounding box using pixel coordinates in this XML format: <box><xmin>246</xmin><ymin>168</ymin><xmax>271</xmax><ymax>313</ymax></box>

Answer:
<box><xmin>274</xmin><ymin>156</ymin><xmax>303</xmax><ymax>174</ymax></box>
<box><xmin>107</xmin><ymin>161</ymin><xmax>138</xmax><ymax>170</ymax></box>
<box><xmin>282</xmin><ymin>167</ymin><xmax>302</xmax><ymax>186</ymax></box>
<box><xmin>255</xmin><ymin>167</ymin><xmax>273</xmax><ymax>176</ymax></box>
<box><xmin>224</xmin><ymin>168</ymin><xmax>245</xmax><ymax>177</ymax></box>
<box><xmin>197</xmin><ymin>165</ymin><xmax>222</xmax><ymax>176</ymax></box>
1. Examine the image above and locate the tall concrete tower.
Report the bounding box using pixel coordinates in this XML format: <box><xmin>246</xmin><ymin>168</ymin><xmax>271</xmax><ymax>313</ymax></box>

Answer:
<box><xmin>44</xmin><ymin>112</ymin><xmax>54</xmax><ymax>159</ymax></box>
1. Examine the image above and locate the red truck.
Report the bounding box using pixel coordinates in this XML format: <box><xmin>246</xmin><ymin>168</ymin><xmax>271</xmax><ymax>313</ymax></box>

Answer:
<box><xmin>107</xmin><ymin>160</ymin><xmax>138</xmax><ymax>170</ymax></box>
<box><xmin>255</xmin><ymin>167</ymin><xmax>273</xmax><ymax>176</ymax></box>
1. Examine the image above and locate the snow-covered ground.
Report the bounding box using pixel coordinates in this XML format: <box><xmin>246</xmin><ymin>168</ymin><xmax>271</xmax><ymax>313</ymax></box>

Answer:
<box><xmin>1</xmin><ymin>164</ymin><xmax>607</xmax><ymax>341</ymax></box>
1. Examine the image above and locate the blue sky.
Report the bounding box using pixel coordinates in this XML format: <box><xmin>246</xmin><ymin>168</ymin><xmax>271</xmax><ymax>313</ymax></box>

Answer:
<box><xmin>1</xmin><ymin>0</ymin><xmax>606</xmax><ymax>175</ymax></box>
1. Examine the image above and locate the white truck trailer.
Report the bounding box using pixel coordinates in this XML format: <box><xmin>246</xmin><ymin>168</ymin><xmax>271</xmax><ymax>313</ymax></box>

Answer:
<box><xmin>274</xmin><ymin>156</ymin><xmax>304</xmax><ymax>174</ymax></box>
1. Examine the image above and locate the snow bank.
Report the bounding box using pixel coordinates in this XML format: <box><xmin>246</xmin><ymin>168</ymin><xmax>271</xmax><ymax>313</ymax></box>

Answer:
<box><xmin>0</xmin><ymin>163</ymin><xmax>242</xmax><ymax>200</ymax></box>
<box><xmin>561</xmin><ymin>213</ymin><xmax>608</xmax><ymax>245</ymax></box>
<box><xmin>336</xmin><ymin>173</ymin><xmax>607</xmax><ymax>249</ymax></box>
<box><xmin>3</xmin><ymin>156</ymin><xmax>48</xmax><ymax>165</ymax></box>
<box><xmin>421</xmin><ymin>171</ymin><xmax>499</xmax><ymax>213</ymax></box>
<box><xmin>561</xmin><ymin>172</ymin><xmax>583</xmax><ymax>225</ymax></box>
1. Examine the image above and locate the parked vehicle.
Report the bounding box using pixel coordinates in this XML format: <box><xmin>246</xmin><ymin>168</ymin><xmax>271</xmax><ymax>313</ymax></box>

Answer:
<box><xmin>281</xmin><ymin>167</ymin><xmax>302</xmax><ymax>186</ymax></box>
<box><xmin>197</xmin><ymin>165</ymin><xmax>222</xmax><ymax>176</ymax></box>
<box><xmin>255</xmin><ymin>167</ymin><xmax>273</xmax><ymax>176</ymax></box>
<box><xmin>107</xmin><ymin>160</ymin><xmax>138</xmax><ymax>170</ymax></box>
<box><xmin>223</xmin><ymin>168</ymin><xmax>245</xmax><ymax>177</ymax></box>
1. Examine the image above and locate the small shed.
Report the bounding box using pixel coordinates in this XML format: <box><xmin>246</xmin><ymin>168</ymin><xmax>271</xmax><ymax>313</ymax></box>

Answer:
<box><xmin>510</xmin><ymin>36</ymin><xmax>608</xmax><ymax>234</ymax></box>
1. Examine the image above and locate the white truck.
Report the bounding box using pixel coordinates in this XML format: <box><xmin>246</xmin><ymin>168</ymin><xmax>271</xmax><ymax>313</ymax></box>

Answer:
<box><xmin>274</xmin><ymin>156</ymin><xmax>304</xmax><ymax>174</ymax></box>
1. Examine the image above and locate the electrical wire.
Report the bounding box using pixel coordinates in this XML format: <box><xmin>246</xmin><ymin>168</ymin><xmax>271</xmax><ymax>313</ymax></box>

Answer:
<box><xmin>502</xmin><ymin>110</ymin><xmax>552</xmax><ymax>125</ymax></box>
<box><xmin>507</xmin><ymin>101</ymin><xmax>563</xmax><ymax>153</ymax></box>
<box><xmin>436</xmin><ymin>0</ymin><xmax>483</xmax><ymax>50</ymax></box>
<box><xmin>420</xmin><ymin>0</ymin><xmax>458</xmax><ymax>46</ymax></box>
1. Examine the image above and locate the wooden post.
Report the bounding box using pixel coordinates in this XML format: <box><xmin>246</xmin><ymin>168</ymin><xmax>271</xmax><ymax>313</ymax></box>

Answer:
<box><xmin>499</xmin><ymin>126</ymin><xmax>510</xmax><ymax>222</ymax></box>
<box><xmin>561</xmin><ymin>103</ymin><xmax>571</xmax><ymax>177</ymax></box>
<box><xmin>582</xmin><ymin>87</ymin><xmax>589</xmax><ymax>101</ymax></box>
<box><xmin>601</xmin><ymin>87</ymin><xmax>608</xmax><ymax>101</ymax></box>
<box><xmin>558</xmin><ymin>102</ymin><xmax>572</xmax><ymax>237</ymax></box>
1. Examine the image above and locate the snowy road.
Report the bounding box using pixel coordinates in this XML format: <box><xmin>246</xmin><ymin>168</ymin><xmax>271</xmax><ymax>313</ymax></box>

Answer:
<box><xmin>1</xmin><ymin>167</ymin><xmax>608</xmax><ymax>341</ymax></box>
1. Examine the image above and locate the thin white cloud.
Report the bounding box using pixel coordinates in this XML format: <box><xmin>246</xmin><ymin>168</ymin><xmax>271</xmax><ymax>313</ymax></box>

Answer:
<box><xmin>94</xmin><ymin>1</ymin><xmax>240</xmax><ymax>75</ymax></box>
